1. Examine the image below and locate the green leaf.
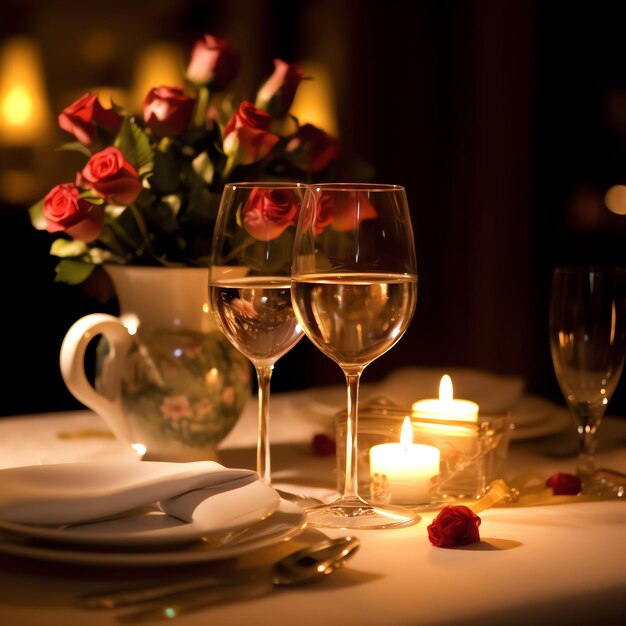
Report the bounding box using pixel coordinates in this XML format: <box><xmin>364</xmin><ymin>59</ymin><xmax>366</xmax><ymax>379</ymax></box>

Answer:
<box><xmin>115</xmin><ymin>118</ymin><xmax>154</xmax><ymax>170</ymax></box>
<box><xmin>56</xmin><ymin>142</ymin><xmax>92</xmax><ymax>158</ymax></box>
<box><xmin>54</xmin><ymin>259</ymin><xmax>95</xmax><ymax>285</ymax></box>
<box><xmin>50</xmin><ymin>238</ymin><xmax>89</xmax><ymax>258</ymax></box>
<box><xmin>28</xmin><ymin>199</ymin><xmax>46</xmax><ymax>230</ymax></box>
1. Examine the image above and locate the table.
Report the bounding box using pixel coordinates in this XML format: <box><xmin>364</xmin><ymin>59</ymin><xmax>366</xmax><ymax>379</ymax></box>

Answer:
<box><xmin>0</xmin><ymin>389</ymin><xmax>625</xmax><ymax>626</ymax></box>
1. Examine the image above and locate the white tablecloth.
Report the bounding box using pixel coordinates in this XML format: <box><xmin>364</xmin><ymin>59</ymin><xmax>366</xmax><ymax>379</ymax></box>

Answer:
<box><xmin>0</xmin><ymin>389</ymin><xmax>625</xmax><ymax>626</ymax></box>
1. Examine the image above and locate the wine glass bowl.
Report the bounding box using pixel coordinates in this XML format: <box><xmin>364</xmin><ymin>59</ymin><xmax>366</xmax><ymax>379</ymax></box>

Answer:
<box><xmin>209</xmin><ymin>182</ymin><xmax>306</xmax><ymax>487</ymax></box>
<box><xmin>549</xmin><ymin>266</ymin><xmax>626</xmax><ymax>486</ymax></box>
<box><xmin>291</xmin><ymin>183</ymin><xmax>419</xmax><ymax>528</ymax></box>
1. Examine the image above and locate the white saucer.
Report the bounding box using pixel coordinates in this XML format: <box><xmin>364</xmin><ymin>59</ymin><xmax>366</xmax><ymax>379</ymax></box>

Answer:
<box><xmin>0</xmin><ymin>501</ymin><xmax>306</xmax><ymax>566</ymax></box>
<box><xmin>0</xmin><ymin>481</ymin><xmax>280</xmax><ymax>547</ymax></box>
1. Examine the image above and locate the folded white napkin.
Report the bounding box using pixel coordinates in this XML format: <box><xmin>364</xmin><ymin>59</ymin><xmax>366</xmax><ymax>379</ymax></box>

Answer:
<box><xmin>0</xmin><ymin>461</ymin><xmax>257</xmax><ymax>526</ymax></box>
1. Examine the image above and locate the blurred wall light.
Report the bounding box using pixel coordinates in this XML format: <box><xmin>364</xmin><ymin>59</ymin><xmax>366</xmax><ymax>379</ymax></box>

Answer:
<box><xmin>289</xmin><ymin>62</ymin><xmax>339</xmax><ymax>137</ymax></box>
<box><xmin>0</xmin><ymin>37</ymin><xmax>51</xmax><ymax>146</ymax></box>
<box><xmin>130</xmin><ymin>43</ymin><xmax>185</xmax><ymax>113</ymax></box>
<box><xmin>604</xmin><ymin>184</ymin><xmax>626</xmax><ymax>215</ymax></box>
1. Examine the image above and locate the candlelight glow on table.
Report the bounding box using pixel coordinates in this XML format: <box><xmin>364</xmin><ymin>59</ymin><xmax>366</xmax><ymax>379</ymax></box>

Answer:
<box><xmin>369</xmin><ymin>417</ymin><xmax>440</xmax><ymax>504</ymax></box>
<box><xmin>411</xmin><ymin>375</ymin><xmax>479</xmax><ymax>422</ymax></box>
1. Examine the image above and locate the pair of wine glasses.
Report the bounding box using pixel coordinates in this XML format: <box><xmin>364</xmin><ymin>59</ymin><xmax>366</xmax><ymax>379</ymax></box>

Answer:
<box><xmin>208</xmin><ymin>182</ymin><xmax>417</xmax><ymax>529</ymax></box>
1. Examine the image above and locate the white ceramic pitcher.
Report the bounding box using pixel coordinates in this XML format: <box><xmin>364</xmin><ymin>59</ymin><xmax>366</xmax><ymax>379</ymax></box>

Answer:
<box><xmin>60</xmin><ymin>265</ymin><xmax>250</xmax><ymax>461</ymax></box>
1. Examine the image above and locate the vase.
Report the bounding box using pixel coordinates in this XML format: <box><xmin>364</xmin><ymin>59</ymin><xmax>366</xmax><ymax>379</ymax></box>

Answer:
<box><xmin>60</xmin><ymin>265</ymin><xmax>251</xmax><ymax>461</ymax></box>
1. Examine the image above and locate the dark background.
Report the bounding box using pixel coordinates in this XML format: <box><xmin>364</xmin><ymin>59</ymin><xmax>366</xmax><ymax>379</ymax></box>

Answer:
<box><xmin>2</xmin><ymin>0</ymin><xmax>626</xmax><ymax>417</ymax></box>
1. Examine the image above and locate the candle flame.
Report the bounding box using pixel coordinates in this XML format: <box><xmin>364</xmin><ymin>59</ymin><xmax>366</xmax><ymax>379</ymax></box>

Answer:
<box><xmin>439</xmin><ymin>374</ymin><xmax>453</xmax><ymax>402</ymax></box>
<box><xmin>400</xmin><ymin>416</ymin><xmax>413</xmax><ymax>448</ymax></box>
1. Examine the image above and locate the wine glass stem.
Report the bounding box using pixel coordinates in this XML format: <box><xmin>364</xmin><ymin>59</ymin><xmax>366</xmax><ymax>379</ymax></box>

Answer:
<box><xmin>255</xmin><ymin>364</ymin><xmax>274</xmax><ymax>486</ymax></box>
<box><xmin>342</xmin><ymin>369</ymin><xmax>362</xmax><ymax>500</ymax></box>
<box><xmin>577</xmin><ymin>421</ymin><xmax>598</xmax><ymax>479</ymax></box>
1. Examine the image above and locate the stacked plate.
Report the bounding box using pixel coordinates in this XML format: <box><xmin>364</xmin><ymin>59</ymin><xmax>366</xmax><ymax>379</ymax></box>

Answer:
<box><xmin>0</xmin><ymin>461</ymin><xmax>306</xmax><ymax>566</ymax></box>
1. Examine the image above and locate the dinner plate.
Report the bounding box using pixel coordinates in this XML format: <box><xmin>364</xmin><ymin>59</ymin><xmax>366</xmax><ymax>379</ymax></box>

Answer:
<box><xmin>0</xmin><ymin>500</ymin><xmax>306</xmax><ymax>566</ymax></box>
<box><xmin>0</xmin><ymin>480</ymin><xmax>280</xmax><ymax>547</ymax></box>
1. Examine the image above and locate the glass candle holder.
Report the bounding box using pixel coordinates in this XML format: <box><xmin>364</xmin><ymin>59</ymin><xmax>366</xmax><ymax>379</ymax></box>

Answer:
<box><xmin>335</xmin><ymin>399</ymin><xmax>512</xmax><ymax>507</ymax></box>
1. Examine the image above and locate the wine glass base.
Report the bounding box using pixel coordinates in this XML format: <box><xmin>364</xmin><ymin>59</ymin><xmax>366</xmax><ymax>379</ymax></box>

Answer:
<box><xmin>305</xmin><ymin>496</ymin><xmax>421</xmax><ymax>529</ymax></box>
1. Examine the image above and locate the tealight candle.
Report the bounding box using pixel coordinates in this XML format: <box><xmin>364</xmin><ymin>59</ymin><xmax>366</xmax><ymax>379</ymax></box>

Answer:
<box><xmin>369</xmin><ymin>417</ymin><xmax>440</xmax><ymax>504</ymax></box>
<box><xmin>411</xmin><ymin>375</ymin><xmax>479</xmax><ymax>422</ymax></box>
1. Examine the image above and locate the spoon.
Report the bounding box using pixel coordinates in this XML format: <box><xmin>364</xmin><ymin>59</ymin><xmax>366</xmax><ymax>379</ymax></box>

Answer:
<box><xmin>79</xmin><ymin>536</ymin><xmax>360</xmax><ymax>612</ymax></box>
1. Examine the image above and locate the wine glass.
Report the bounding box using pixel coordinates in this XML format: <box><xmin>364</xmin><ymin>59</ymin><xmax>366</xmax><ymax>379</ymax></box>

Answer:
<box><xmin>549</xmin><ymin>266</ymin><xmax>626</xmax><ymax>491</ymax></box>
<box><xmin>291</xmin><ymin>183</ymin><xmax>419</xmax><ymax>529</ymax></box>
<box><xmin>209</xmin><ymin>182</ymin><xmax>305</xmax><ymax>489</ymax></box>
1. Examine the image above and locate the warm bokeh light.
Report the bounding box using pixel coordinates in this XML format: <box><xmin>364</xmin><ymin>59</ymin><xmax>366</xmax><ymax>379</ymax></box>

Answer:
<box><xmin>131</xmin><ymin>43</ymin><xmax>185</xmax><ymax>113</ymax></box>
<box><xmin>604</xmin><ymin>184</ymin><xmax>626</xmax><ymax>215</ymax></box>
<box><xmin>0</xmin><ymin>37</ymin><xmax>51</xmax><ymax>145</ymax></box>
<box><xmin>289</xmin><ymin>62</ymin><xmax>339</xmax><ymax>136</ymax></box>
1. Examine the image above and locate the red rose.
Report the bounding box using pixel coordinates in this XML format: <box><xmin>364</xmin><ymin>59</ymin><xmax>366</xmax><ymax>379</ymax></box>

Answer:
<box><xmin>242</xmin><ymin>188</ymin><xmax>299</xmax><ymax>241</ymax></box>
<box><xmin>58</xmin><ymin>92</ymin><xmax>122</xmax><ymax>147</ymax></box>
<box><xmin>255</xmin><ymin>59</ymin><xmax>304</xmax><ymax>117</ymax></box>
<box><xmin>287</xmin><ymin>123</ymin><xmax>340</xmax><ymax>173</ymax></box>
<box><xmin>307</xmin><ymin>192</ymin><xmax>378</xmax><ymax>235</ymax></box>
<box><xmin>80</xmin><ymin>147</ymin><xmax>142</xmax><ymax>205</ymax></box>
<box><xmin>223</xmin><ymin>101</ymin><xmax>279</xmax><ymax>165</ymax></box>
<box><xmin>43</xmin><ymin>183</ymin><xmax>104</xmax><ymax>242</ymax></box>
<box><xmin>143</xmin><ymin>86</ymin><xmax>196</xmax><ymax>136</ymax></box>
<box><xmin>312</xmin><ymin>433</ymin><xmax>336</xmax><ymax>457</ymax></box>
<box><xmin>545</xmin><ymin>473</ymin><xmax>582</xmax><ymax>496</ymax></box>
<box><xmin>427</xmin><ymin>505</ymin><xmax>481</xmax><ymax>548</ymax></box>
<box><xmin>186</xmin><ymin>34</ymin><xmax>240</xmax><ymax>89</ymax></box>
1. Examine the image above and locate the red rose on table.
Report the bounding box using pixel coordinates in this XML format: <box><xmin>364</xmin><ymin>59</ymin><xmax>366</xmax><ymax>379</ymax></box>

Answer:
<box><xmin>223</xmin><ymin>101</ymin><xmax>279</xmax><ymax>165</ymax></box>
<box><xmin>43</xmin><ymin>183</ymin><xmax>104</xmax><ymax>242</ymax></box>
<box><xmin>545</xmin><ymin>472</ymin><xmax>582</xmax><ymax>495</ymax></box>
<box><xmin>287</xmin><ymin>123</ymin><xmax>340</xmax><ymax>173</ymax></box>
<box><xmin>80</xmin><ymin>147</ymin><xmax>142</xmax><ymax>205</ymax></box>
<box><xmin>242</xmin><ymin>188</ymin><xmax>299</xmax><ymax>241</ymax></box>
<box><xmin>312</xmin><ymin>433</ymin><xmax>336</xmax><ymax>457</ymax></box>
<box><xmin>143</xmin><ymin>86</ymin><xmax>196</xmax><ymax>137</ymax></box>
<box><xmin>58</xmin><ymin>92</ymin><xmax>122</xmax><ymax>147</ymax></box>
<box><xmin>186</xmin><ymin>34</ymin><xmax>240</xmax><ymax>89</ymax></box>
<box><xmin>256</xmin><ymin>59</ymin><xmax>305</xmax><ymax>117</ymax></box>
<box><xmin>427</xmin><ymin>505</ymin><xmax>481</xmax><ymax>548</ymax></box>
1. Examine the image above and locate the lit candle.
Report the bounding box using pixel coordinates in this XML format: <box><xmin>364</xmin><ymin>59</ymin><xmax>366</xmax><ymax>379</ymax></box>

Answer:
<box><xmin>369</xmin><ymin>417</ymin><xmax>440</xmax><ymax>504</ymax></box>
<box><xmin>411</xmin><ymin>375</ymin><xmax>479</xmax><ymax>422</ymax></box>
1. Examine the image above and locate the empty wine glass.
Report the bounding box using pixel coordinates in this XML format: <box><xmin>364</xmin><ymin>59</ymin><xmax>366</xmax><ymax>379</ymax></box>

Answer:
<box><xmin>291</xmin><ymin>183</ymin><xmax>419</xmax><ymax>529</ymax></box>
<box><xmin>549</xmin><ymin>266</ymin><xmax>626</xmax><ymax>492</ymax></box>
<box><xmin>209</xmin><ymin>182</ymin><xmax>305</xmax><ymax>489</ymax></box>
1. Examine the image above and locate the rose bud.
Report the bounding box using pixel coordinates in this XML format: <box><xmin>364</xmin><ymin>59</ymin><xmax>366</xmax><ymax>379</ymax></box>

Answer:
<box><xmin>186</xmin><ymin>34</ymin><xmax>240</xmax><ymax>89</ymax></box>
<box><xmin>58</xmin><ymin>92</ymin><xmax>122</xmax><ymax>147</ymax></box>
<box><xmin>255</xmin><ymin>59</ymin><xmax>305</xmax><ymax>117</ymax></box>
<box><xmin>545</xmin><ymin>472</ymin><xmax>582</xmax><ymax>496</ymax></box>
<box><xmin>143</xmin><ymin>86</ymin><xmax>196</xmax><ymax>136</ymax></box>
<box><xmin>287</xmin><ymin>123</ymin><xmax>340</xmax><ymax>173</ymax></box>
<box><xmin>312</xmin><ymin>433</ymin><xmax>336</xmax><ymax>457</ymax></box>
<box><xmin>43</xmin><ymin>183</ymin><xmax>104</xmax><ymax>242</ymax></box>
<box><xmin>427</xmin><ymin>505</ymin><xmax>481</xmax><ymax>548</ymax></box>
<box><xmin>80</xmin><ymin>146</ymin><xmax>142</xmax><ymax>205</ymax></box>
<box><xmin>242</xmin><ymin>188</ymin><xmax>299</xmax><ymax>241</ymax></box>
<box><xmin>223</xmin><ymin>101</ymin><xmax>279</xmax><ymax>165</ymax></box>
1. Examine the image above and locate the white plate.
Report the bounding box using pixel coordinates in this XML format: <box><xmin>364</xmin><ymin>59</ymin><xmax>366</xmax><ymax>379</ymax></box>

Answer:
<box><xmin>0</xmin><ymin>501</ymin><xmax>306</xmax><ymax>566</ymax></box>
<box><xmin>510</xmin><ymin>409</ymin><xmax>571</xmax><ymax>440</ymax></box>
<box><xmin>0</xmin><ymin>481</ymin><xmax>280</xmax><ymax>547</ymax></box>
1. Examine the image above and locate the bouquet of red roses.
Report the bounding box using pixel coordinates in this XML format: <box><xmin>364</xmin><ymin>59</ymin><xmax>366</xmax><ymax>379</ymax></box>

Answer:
<box><xmin>29</xmin><ymin>35</ymin><xmax>344</xmax><ymax>285</ymax></box>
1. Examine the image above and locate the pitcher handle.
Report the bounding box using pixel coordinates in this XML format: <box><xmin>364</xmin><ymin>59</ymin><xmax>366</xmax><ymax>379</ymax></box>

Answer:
<box><xmin>60</xmin><ymin>313</ymin><xmax>134</xmax><ymax>444</ymax></box>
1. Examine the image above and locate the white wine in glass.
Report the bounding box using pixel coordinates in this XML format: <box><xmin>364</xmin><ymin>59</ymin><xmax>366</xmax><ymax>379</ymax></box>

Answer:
<box><xmin>209</xmin><ymin>183</ymin><xmax>305</xmax><ymax>487</ymax></box>
<box><xmin>549</xmin><ymin>266</ymin><xmax>626</xmax><ymax>491</ymax></box>
<box><xmin>292</xmin><ymin>183</ymin><xmax>419</xmax><ymax>529</ymax></box>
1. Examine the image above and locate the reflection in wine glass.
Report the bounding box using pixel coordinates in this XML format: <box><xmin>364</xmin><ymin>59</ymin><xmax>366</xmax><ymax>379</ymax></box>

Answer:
<box><xmin>209</xmin><ymin>182</ymin><xmax>305</xmax><ymax>488</ymax></box>
<box><xmin>549</xmin><ymin>266</ymin><xmax>626</xmax><ymax>492</ymax></box>
<box><xmin>292</xmin><ymin>183</ymin><xmax>419</xmax><ymax>529</ymax></box>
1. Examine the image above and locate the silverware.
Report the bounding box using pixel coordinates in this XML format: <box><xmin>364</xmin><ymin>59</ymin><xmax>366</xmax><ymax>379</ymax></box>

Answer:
<box><xmin>78</xmin><ymin>535</ymin><xmax>359</xmax><ymax>617</ymax></box>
